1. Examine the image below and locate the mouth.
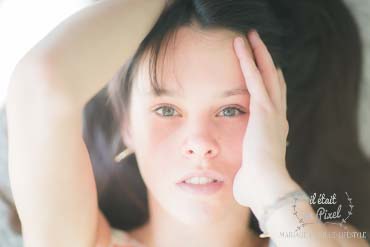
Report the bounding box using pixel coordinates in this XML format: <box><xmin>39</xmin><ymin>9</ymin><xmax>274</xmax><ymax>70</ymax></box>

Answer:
<box><xmin>176</xmin><ymin>170</ymin><xmax>226</xmax><ymax>184</ymax></box>
<box><xmin>175</xmin><ymin>169</ymin><xmax>226</xmax><ymax>196</ymax></box>
<box><xmin>176</xmin><ymin>180</ymin><xmax>224</xmax><ymax>195</ymax></box>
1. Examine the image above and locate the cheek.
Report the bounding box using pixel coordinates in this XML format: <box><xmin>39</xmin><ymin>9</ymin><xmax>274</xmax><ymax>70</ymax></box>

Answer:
<box><xmin>217</xmin><ymin>118</ymin><xmax>248</xmax><ymax>171</ymax></box>
<box><xmin>130</xmin><ymin>116</ymin><xmax>180</xmax><ymax>184</ymax></box>
<box><xmin>148</xmin><ymin>118</ymin><xmax>178</xmax><ymax>143</ymax></box>
<box><xmin>144</xmin><ymin>117</ymin><xmax>182</xmax><ymax>155</ymax></box>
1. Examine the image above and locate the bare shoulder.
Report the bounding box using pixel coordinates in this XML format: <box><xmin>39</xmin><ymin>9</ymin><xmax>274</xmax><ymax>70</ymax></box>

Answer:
<box><xmin>325</xmin><ymin>223</ymin><xmax>369</xmax><ymax>247</ymax></box>
<box><xmin>95</xmin><ymin>210</ymin><xmax>112</xmax><ymax>247</ymax></box>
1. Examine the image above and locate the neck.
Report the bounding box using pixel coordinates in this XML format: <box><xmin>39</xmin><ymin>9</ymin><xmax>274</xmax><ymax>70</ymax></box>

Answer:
<box><xmin>142</xmin><ymin>192</ymin><xmax>257</xmax><ymax>247</ymax></box>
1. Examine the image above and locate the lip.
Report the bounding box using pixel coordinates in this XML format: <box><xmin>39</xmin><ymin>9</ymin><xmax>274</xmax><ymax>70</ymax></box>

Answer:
<box><xmin>176</xmin><ymin>170</ymin><xmax>226</xmax><ymax>184</ymax></box>
<box><xmin>176</xmin><ymin>181</ymin><xmax>224</xmax><ymax>195</ymax></box>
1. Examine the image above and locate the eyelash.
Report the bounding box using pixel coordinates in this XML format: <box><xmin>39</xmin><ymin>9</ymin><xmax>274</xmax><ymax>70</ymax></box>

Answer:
<box><xmin>153</xmin><ymin>104</ymin><xmax>247</xmax><ymax>118</ymax></box>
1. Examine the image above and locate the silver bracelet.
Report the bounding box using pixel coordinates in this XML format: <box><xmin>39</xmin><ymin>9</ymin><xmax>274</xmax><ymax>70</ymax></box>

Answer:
<box><xmin>258</xmin><ymin>189</ymin><xmax>310</xmax><ymax>237</ymax></box>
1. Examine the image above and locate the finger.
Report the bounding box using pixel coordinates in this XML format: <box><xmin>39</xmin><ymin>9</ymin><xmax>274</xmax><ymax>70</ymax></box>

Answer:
<box><xmin>234</xmin><ymin>36</ymin><xmax>271</xmax><ymax>107</ymax></box>
<box><xmin>248</xmin><ymin>30</ymin><xmax>281</xmax><ymax>110</ymax></box>
<box><xmin>278</xmin><ymin>69</ymin><xmax>287</xmax><ymax>115</ymax></box>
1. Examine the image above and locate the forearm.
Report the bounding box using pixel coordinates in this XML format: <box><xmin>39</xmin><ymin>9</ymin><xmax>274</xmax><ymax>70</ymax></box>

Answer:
<box><xmin>20</xmin><ymin>0</ymin><xmax>166</xmax><ymax>106</ymax></box>
<box><xmin>6</xmin><ymin>62</ymin><xmax>100</xmax><ymax>246</ymax></box>
<box><xmin>7</xmin><ymin>100</ymin><xmax>97</xmax><ymax>246</ymax></box>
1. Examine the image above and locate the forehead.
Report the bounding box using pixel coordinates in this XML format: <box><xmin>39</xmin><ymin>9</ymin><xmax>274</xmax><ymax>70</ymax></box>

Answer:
<box><xmin>134</xmin><ymin>24</ymin><xmax>252</xmax><ymax>95</ymax></box>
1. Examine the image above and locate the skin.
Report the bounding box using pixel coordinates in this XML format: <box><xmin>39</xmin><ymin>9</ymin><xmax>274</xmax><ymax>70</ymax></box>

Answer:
<box><xmin>119</xmin><ymin>24</ymin><xmax>358</xmax><ymax>247</ymax></box>
<box><xmin>121</xmin><ymin>24</ymin><xmax>276</xmax><ymax>247</ymax></box>
<box><xmin>7</xmin><ymin>0</ymin><xmax>367</xmax><ymax>245</ymax></box>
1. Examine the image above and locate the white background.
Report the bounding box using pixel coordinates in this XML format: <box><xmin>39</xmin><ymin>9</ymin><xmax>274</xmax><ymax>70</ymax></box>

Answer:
<box><xmin>0</xmin><ymin>0</ymin><xmax>92</xmax><ymax>107</ymax></box>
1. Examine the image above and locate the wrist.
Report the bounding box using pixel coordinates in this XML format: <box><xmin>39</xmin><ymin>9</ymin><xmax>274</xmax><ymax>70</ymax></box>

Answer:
<box><xmin>250</xmin><ymin>173</ymin><xmax>301</xmax><ymax>219</ymax></box>
<box><xmin>258</xmin><ymin>190</ymin><xmax>310</xmax><ymax>235</ymax></box>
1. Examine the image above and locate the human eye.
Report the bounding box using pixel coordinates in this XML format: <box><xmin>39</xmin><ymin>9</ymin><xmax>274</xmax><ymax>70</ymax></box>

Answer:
<box><xmin>217</xmin><ymin>105</ymin><xmax>247</xmax><ymax>118</ymax></box>
<box><xmin>153</xmin><ymin>104</ymin><xmax>181</xmax><ymax>117</ymax></box>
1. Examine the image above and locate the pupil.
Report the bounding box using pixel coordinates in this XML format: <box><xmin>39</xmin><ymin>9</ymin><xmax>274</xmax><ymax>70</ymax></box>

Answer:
<box><xmin>163</xmin><ymin>107</ymin><xmax>173</xmax><ymax>116</ymax></box>
<box><xmin>224</xmin><ymin>108</ymin><xmax>234</xmax><ymax>116</ymax></box>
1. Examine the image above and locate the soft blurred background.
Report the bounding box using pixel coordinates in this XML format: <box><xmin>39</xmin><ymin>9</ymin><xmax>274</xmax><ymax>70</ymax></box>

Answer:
<box><xmin>0</xmin><ymin>0</ymin><xmax>369</xmax><ymax>246</ymax></box>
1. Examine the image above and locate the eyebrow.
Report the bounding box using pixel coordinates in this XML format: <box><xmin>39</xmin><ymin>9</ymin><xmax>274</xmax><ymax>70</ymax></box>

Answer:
<box><xmin>151</xmin><ymin>87</ymin><xmax>249</xmax><ymax>97</ymax></box>
<box><xmin>221</xmin><ymin>88</ymin><xmax>249</xmax><ymax>97</ymax></box>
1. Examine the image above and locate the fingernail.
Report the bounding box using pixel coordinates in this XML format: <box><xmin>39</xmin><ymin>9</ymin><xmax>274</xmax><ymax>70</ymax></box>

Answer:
<box><xmin>249</xmin><ymin>30</ymin><xmax>259</xmax><ymax>46</ymax></box>
<box><xmin>235</xmin><ymin>37</ymin><xmax>244</xmax><ymax>47</ymax></box>
<box><xmin>234</xmin><ymin>37</ymin><xmax>245</xmax><ymax>56</ymax></box>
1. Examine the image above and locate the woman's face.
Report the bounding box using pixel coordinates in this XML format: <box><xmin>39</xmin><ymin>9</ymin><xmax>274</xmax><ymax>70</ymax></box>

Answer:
<box><xmin>122</xmin><ymin>25</ymin><xmax>252</xmax><ymax>225</ymax></box>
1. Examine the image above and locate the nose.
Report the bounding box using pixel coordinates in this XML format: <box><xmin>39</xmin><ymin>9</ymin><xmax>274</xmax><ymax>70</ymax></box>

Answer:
<box><xmin>181</xmin><ymin>135</ymin><xmax>219</xmax><ymax>160</ymax></box>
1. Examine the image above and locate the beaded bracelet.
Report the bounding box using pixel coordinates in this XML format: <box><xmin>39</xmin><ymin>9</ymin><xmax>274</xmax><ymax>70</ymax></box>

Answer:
<box><xmin>258</xmin><ymin>189</ymin><xmax>310</xmax><ymax>238</ymax></box>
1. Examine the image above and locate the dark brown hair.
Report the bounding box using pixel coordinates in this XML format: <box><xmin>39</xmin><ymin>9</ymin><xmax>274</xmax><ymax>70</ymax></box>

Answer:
<box><xmin>82</xmin><ymin>0</ymin><xmax>370</xmax><ymax>236</ymax></box>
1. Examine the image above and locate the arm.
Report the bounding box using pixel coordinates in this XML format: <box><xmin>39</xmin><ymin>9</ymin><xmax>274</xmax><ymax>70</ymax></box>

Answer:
<box><xmin>15</xmin><ymin>0</ymin><xmax>167</xmax><ymax>107</ymax></box>
<box><xmin>6</xmin><ymin>0</ymin><xmax>165</xmax><ymax>246</ymax></box>
<box><xmin>232</xmin><ymin>32</ymin><xmax>367</xmax><ymax>247</ymax></box>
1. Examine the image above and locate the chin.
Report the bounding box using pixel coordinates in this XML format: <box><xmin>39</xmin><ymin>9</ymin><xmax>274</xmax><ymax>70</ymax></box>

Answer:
<box><xmin>168</xmin><ymin>199</ymin><xmax>227</xmax><ymax>226</ymax></box>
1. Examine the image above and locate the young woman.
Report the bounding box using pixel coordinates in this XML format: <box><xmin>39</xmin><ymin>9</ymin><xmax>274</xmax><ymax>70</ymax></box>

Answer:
<box><xmin>6</xmin><ymin>0</ymin><xmax>370</xmax><ymax>246</ymax></box>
